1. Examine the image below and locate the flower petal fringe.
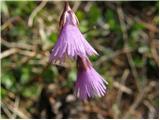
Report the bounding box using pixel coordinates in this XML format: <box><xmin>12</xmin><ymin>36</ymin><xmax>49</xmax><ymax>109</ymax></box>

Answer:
<box><xmin>75</xmin><ymin>57</ymin><xmax>107</xmax><ymax>100</ymax></box>
<box><xmin>49</xmin><ymin>24</ymin><xmax>98</xmax><ymax>64</ymax></box>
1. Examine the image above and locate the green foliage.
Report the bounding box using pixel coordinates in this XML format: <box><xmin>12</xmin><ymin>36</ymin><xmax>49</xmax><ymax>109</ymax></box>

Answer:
<box><xmin>22</xmin><ymin>84</ymin><xmax>41</xmax><ymax>98</ymax></box>
<box><xmin>88</xmin><ymin>4</ymin><xmax>101</xmax><ymax>25</ymax></box>
<box><xmin>2</xmin><ymin>72</ymin><xmax>15</xmax><ymax>89</ymax></box>
<box><xmin>132</xmin><ymin>54</ymin><xmax>145</xmax><ymax>68</ymax></box>
<box><xmin>90</xmin><ymin>55</ymin><xmax>98</xmax><ymax>62</ymax></box>
<box><xmin>48</xmin><ymin>32</ymin><xmax>58</xmax><ymax>43</ymax></box>
<box><xmin>79</xmin><ymin>20</ymin><xmax>88</xmax><ymax>32</ymax></box>
<box><xmin>42</xmin><ymin>67</ymin><xmax>56</xmax><ymax>84</ymax></box>
<box><xmin>6</xmin><ymin>1</ymin><xmax>36</xmax><ymax>17</ymax></box>
<box><xmin>64</xmin><ymin>68</ymin><xmax>77</xmax><ymax>88</ymax></box>
<box><xmin>76</xmin><ymin>10</ymin><xmax>85</xmax><ymax>21</ymax></box>
<box><xmin>105</xmin><ymin>9</ymin><xmax>120</xmax><ymax>32</ymax></box>
<box><xmin>1</xmin><ymin>88</ymin><xmax>7</xmax><ymax>99</ymax></box>
<box><xmin>1</xmin><ymin>1</ymin><xmax>158</xmax><ymax>119</ymax></box>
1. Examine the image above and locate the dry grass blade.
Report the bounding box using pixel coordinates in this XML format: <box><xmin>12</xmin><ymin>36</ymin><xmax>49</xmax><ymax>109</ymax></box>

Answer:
<box><xmin>117</xmin><ymin>5</ymin><xmax>140</xmax><ymax>92</ymax></box>
<box><xmin>116</xmin><ymin>69</ymin><xmax>130</xmax><ymax>110</ymax></box>
<box><xmin>113</xmin><ymin>81</ymin><xmax>132</xmax><ymax>95</ymax></box>
<box><xmin>0</xmin><ymin>48</ymin><xmax>19</xmax><ymax>59</ymax></box>
<box><xmin>28</xmin><ymin>1</ymin><xmax>47</xmax><ymax>27</ymax></box>
<box><xmin>123</xmin><ymin>81</ymin><xmax>156</xmax><ymax>118</ymax></box>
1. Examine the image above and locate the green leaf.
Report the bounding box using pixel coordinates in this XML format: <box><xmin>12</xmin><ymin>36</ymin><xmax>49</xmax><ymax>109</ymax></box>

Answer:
<box><xmin>62</xmin><ymin>68</ymin><xmax>77</xmax><ymax>88</ymax></box>
<box><xmin>22</xmin><ymin>84</ymin><xmax>40</xmax><ymax>98</ymax></box>
<box><xmin>79</xmin><ymin>20</ymin><xmax>88</xmax><ymax>32</ymax></box>
<box><xmin>42</xmin><ymin>68</ymin><xmax>55</xmax><ymax>83</ymax></box>
<box><xmin>48</xmin><ymin>32</ymin><xmax>58</xmax><ymax>43</ymax></box>
<box><xmin>133</xmin><ymin>55</ymin><xmax>144</xmax><ymax>68</ymax></box>
<box><xmin>131</xmin><ymin>23</ymin><xmax>145</xmax><ymax>31</ymax></box>
<box><xmin>2</xmin><ymin>72</ymin><xmax>15</xmax><ymax>89</ymax></box>
<box><xmin>68</xmin><ymin>69</ymin><xmax>76</xmax><ymax>82</ymax></box>
<box><xmin>20</xmin><ymin>66</ymin><xmax>30</xmax><ymax>84</ymax></box>
<box><xmin>105</xmin><ymin>9</ymin><xmax>120</xmax><ymax>31</ymax></box>
<box><xmin>1</xmin><ymin>88</ymin><xmax>7</xmax><ymax>99</ymax></box>
<box><xmin>76</xmin><ymin>10</ymin><xmax>85</xmax><ymax>21</ymax></box>
<box><xmin>88</xmin><ymin>4</ymin><xmax>101</xmax><ymax>25</ymax></box>
<box><xmin>90</xmin><ymin>55</ymin><xmax>98</xmax><ymax>62</ymax></box>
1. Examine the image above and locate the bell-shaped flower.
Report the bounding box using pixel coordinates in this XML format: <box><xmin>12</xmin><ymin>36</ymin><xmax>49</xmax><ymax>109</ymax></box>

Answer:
<box><xmin>49</xmin><ymin>3</ymin><xmax>98</xmax><ymax>64</ymax></box>
<box><xmin>75</xmin><ymin>56</ymin><xmax>107</xmax><ymax>100</ymax></box>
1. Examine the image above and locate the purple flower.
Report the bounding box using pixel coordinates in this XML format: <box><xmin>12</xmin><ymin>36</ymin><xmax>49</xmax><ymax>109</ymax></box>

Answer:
<box><xmin>75</xmin><ymin>56</ymin><xmax>107</xmax><ymax>100</ymax></box>
<box><xmin>49</xmin><ymin>3</ymin><xmax>98</xmax><ymax>64</ymax></box>
<box><xmin>49</xmin><ymin>2</ymin><xmax>108</xmax><ymax>100</ymax></box>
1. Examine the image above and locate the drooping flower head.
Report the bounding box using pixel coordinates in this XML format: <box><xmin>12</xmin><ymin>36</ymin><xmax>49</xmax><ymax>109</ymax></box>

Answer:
<box><xmin>49</xmin><ymin>2</ymin><xmax>98</xmax><ymax>64</ymax></box>
<box><xmin>75</xmin><ymin>56</ymin><xmax>107</xmax><ymax>100</ymax></box>
<box><xmin>49</xmin><ymin>2</ymin><xmax>108</xmax><ymax>100</ymax></box>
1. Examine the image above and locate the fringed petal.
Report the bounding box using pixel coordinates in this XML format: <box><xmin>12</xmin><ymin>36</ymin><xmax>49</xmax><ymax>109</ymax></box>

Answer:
<box><xmin>75</xmin><ymin>66</ymin><xmax>107</xmax><ymax>100</ymax></box>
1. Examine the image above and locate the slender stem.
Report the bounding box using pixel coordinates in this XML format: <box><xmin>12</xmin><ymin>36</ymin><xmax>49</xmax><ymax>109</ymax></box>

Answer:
<box><xmin>77</xmin><ymin>56</ymin><xmax>92</xmax><ymax>71</ymax></box>
<box><xmin>64</xmin><ymin>1</ymin><xmax>71</xmax><ymax>11</ymax></box>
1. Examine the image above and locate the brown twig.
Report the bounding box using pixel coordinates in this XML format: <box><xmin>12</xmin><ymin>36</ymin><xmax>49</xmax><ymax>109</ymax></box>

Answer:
<box><xmin>2</xmin><ymin>100</ymin><xmax>29</xmax><ymax>119</ymax></box>
<box><xmin>1</xmin><ymin>103</ymin><xmax>12</xmax><ymax>118</ymax></box>
<box><xmin>1</xmin><ymin>38</ymin><xmax>34</xmax><ymax>50</ymax></box>
<box><xmin>73</xmin><ymin>1</ymin><xmax>81</xmax><ymax>12</ymax></box>
<box><xmin>1</xmin><ymin>16</ymin><xmax>22</xmax><ymax>30</ymax></box>
<box><xmin>150</xmin><ymin>33</ymin><xmax>159</xmax><ymax>66</ymax></box>
<box><xmin>0</xmin><ymin>48</ymin><xmax>19</xmax><ymax>59</ymax></box>
<box><xmin>11</xmin><ymin>96</ymin><xmax>20</xmax><ymax>119</ymax></box>
<box><xmin>113</xmin><ymin>81</ymin><xmax>132</xmax><ymax>95</ymax></box>
<box><xmin>143</xmin><ymin>100</ymin><xmax>156</xmax><ymax>119</ymax></box>
<box><xmin>136</xmin><ymin>18</ymin><xmax>158</xmax><ymax>33</ymax></box>
<box><xmin>115</xmin><ymin>69</ymin><xmax>130</xmax><ymax>118</ymax></box>
<box><xmin>28</xmin><ymin>1</ymin><xmax>47</xmax><ymax>27</ymax></box>
<box><xmin>117</xmin><ymin>5</ymin><xmax>140</xmax><ymax>92</ymax></box>
<box><xmin>123</xmin><ymin>81</ymin><xmax>156</xmax><ymax>118</ymax></box>
<box><xmin>95</xmin><ymin>47</ymin><xmax>133</xmax><ymax>66</ymax></box>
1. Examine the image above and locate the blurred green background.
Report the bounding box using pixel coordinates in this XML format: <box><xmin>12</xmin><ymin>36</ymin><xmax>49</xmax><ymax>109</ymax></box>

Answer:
<box><xmin>1</xmin><ymin>1</ymin><xmax>159</xmax><ymax>119</ymax></box>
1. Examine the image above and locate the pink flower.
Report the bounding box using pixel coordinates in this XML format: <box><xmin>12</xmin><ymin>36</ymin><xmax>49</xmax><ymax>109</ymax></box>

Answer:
<box><xmin>49</xmin><ymin>2</ymin><xmax>98</xmax><ymax>64</ymax></box>
<box><xmin>75</xmin><ymin>56</ymin><xmax>107</xmax><ymax>100</ymax></box>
